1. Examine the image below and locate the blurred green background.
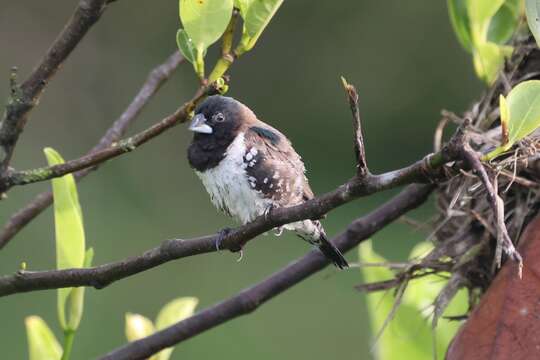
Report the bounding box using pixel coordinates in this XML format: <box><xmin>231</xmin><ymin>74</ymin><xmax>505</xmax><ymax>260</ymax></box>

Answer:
<box><xmin>0</xmin><ymin>1</ymin><xmax>482</xmax><ymax>359</ymax></box>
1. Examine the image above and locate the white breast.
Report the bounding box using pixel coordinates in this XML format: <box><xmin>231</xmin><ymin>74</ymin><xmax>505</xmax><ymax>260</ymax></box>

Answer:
<box><xmin>196</xmin><ymin>132</ymin><xmax>272</xmax><ymax>224</ymax></box>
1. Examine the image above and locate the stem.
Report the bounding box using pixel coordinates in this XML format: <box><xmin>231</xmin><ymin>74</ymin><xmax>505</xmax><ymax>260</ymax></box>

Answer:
<box><xmin>208</xmin><ymin>11</ymin><xmax>239</xmax><ymax>83</ymax></box>
<box><xmin>194</xmin><ymin>49</ymin><xmax>205</xmax><ymax>80</ymax></box>
<box><xmin>208</xmin><ymin>57</ymin><xmax>233</xmax><ymax>83</ymax></box>
<box><xmin>221</xmin><ymin>11</ymin><xmax>238</xmax><ymax>55</ymax></box>
<box><xmin>61</xmin><ymin>330</ymin><xmax>76</xmax><ymax>360</ymax></box>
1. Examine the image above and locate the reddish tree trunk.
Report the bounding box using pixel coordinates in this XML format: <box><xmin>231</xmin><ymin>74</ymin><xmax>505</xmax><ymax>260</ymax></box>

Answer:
<box><xmin>447</xmin><ymin>215</ymin><xmax>540</xmax><ymax>360</ymax></box>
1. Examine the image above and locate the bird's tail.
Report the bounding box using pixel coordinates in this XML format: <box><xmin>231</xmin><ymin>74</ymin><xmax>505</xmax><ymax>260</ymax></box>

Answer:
<box><xmin>292</xmin><ymin>220</ymin><xmax>349</xmax><ymax>269</ymax></box>
<box><xmin>318</xmin><ymin>232</ymin><xmax>349</xmax><ymax>269</ymax></box>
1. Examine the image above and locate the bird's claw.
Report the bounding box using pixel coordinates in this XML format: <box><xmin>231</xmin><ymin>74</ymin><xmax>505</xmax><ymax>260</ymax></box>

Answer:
<box><xmin>265</xmin><ymin>205</ymin><xmax>284</xmax><ymax>238</ymax></box>
<box><xmin>263</xmin><ymin>204</ymin><xmax>275</xmax><ymax>220</ymax></box>
<box><xmin>236</xmin><ymin>249</ymin><xmax>244</xmax><ymax>262</ymax></box>
<box><xmin>215</xmin><ymin>227</ymin><xmax>233</xmax><ymax>251</ymax></box>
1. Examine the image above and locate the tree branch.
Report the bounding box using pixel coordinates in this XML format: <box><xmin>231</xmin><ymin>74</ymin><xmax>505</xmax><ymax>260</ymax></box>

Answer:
<box><xmin>0</xmin><ymin>51</ymin><xmax>184</xmax><ymax>250</ymax></box>
<box><xmin>0</xmin><ymin>80</ymin><xmax>224</xmax><ymax>192</ymax></box>
<box><xmin>0</xmin><ymin>136</ymin><xmax>456</xmax><ymax>297</ymax></box>
<box><xmin>98</xmin><ymin>184</ymin><xmax>434</xmax><ymax>360</ymax></box>
<box><xmin>0</xmin><ymin>0</ymin><xmax>109</xmax><ymax>175</ymax></box>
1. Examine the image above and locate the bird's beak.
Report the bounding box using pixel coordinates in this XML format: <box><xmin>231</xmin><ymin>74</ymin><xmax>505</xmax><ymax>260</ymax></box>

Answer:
<box><xmin>188</xmin><ymin>113</ymin><xmax>213</xmax><ymax>134</ymax></box>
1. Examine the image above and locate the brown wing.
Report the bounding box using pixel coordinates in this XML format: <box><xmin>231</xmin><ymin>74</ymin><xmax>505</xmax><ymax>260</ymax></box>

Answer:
<box><xmin>243</xmin><ymin>122</ymin><xmax>313</xmax><ymax>206</ymax></box>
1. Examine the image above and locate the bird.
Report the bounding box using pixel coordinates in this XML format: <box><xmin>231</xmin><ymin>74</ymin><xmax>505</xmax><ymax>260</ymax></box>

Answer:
<box><xmin>186</xmin><ymin>95</ymin><xmax>348</xmax><ymax>269</ymax></box>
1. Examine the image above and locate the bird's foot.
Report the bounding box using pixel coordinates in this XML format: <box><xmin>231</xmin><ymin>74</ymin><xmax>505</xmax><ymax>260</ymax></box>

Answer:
<box><xmin>215</xmin><ymin>227</ymin><xmax>233</xmax><ymax>251</ymax></box>
<box><xmin>263</xmin><ymin>204</ymin><xmax>275</xmax><ymax>220</ymax></box>
<box><xmin>264</xmin><ymin>206</ymin><xmax>282</xmax><ymax>238</ymax></box>
<box><xmin>216</xmin><ymin>228</ymin><xmax>245</xmax><ymax>261</ymax></box>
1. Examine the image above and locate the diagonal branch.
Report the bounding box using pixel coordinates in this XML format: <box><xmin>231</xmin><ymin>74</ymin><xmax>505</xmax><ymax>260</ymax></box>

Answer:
<box><xmin>0</xmin><ymin>0</ymin><xmax>109</xmax><ymax>175</ymax></box>
<box><xmin>0</xmin><ymin>80</ymin><xmax>224</xmax><ymax>193</ymax></box>
<box><xmin>98</xmin><ymin>184</ymin><xmax>434</xmax><ymax>360</ymax></box>
<box><xmin>0</xmin><ymin>51</ymin><xmax>184</xmax><ymax>250</ymax></box>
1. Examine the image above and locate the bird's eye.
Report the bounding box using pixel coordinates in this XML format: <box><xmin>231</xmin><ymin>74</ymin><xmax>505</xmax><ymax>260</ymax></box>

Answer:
<box><xmin>213</xmin><ymin>113</ymin><xmax>225</xmax><ymax>122</ymax></box>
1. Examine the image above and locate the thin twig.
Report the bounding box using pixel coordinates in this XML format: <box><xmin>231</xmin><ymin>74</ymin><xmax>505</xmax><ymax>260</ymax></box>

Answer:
<box><xmin>0</xmin><ymin>0</ymin><xmax>109</xmax><ymax>175</ymax></box>
<box><xmin>0</xmin><ymin>51</ymin><xmax>184</xmax><ymax>250</ymax></box>
<box><xmin>96</xmin><ymin>185</ymin><xmax>433</xmax><ymax>360</ymax></box>
<box><xmin>341</xmin><ymin>77</ymin><xmax>368</xmax><ymax>176</ymax></box>
<box><xmin>460</xmin><ymin>143</ymin><xmax>522</xmax><ymax>272</ymax></box>
<box><xmin>371</xmin><ymin>277</ymin><xmax>408</xmax><ymax>348</ymax></box>
<box><xmin>0</xmin><ymin>80</ymin><xmax>225</xmax><ymax>192</ymax></box>
<box><xmin>434</xmin><ymin>115</ymin><xmax>450</xmax><ymax>152</ymax></box>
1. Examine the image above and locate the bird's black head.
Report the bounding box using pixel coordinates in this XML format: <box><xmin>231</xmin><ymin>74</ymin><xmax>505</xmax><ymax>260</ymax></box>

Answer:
<box><xmin>187</xmin><ymin>95</ymin><xmax>250</xmax><ymax>171</ymax></box>
<box><xmin>189</xmin><ymin>95</ymin><xmax>246</xmax><ymax>141</ymax></box>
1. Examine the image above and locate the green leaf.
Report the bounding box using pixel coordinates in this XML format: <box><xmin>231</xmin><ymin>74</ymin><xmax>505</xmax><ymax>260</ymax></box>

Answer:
<box><xmin>359</xmin><ymin>241</ymin><xmax>432</xmax><ymax>359</ymax></box>
<box><xmin>404</xmin><ymin>242</ymin><xmax>468</xmax><ymax>352</ymax></box>
<box><xmin>44</xmin><ymin>147</ymin><xmax>86</xmax><ymax>331</ymax></box>
<box><xmin>179</xmin><ymin>0</ymin><xmax>234</xmax><ymax>53</ymax></box>
<box><xmin>154</xmin><ymin>297</ymin><xmax>199</xmax><ymax>360</ymax></box>
<box><xmin>242</xmin><ymin>0</ymin><xmax>283</xmax><ymax>50</ymax></box>
<box><xmin>466</xmin><ymin>0</ymin><xmax>505</xmax><ymax>26</ymax></box>
<box><xmin>359</xmin><ymin>241</ymin><xmax>467</xmax><ymax>360</ymax></box>
<box><xmin>125</xmin><ymin>313</ymin><xmax>155</xmax><ymax>342</ymax></box>
<box><xmin>526</xmin><ymin>0</ymin><xmax>540</xmax><ymax>47</ymax></box>
<box><xmin>176</xmin><ymin>29</ymin><xmax>197</xmax><ymax>64</ymax></box>
<box><xmin>65</xmin><ymin>248</ymin><xmax>94</xmax><ymax>331</ymax></box>
<box><xmin>488</xmin><ymin>0</ymin><xmax>521</xmax><ymax>44</ymax></box>
<box><xmin>244</xmin><ymin>0</ymin><xmax>283</xmax><ymax>37</ymax></box>
<box><xmin>44</xmin><ymin>148</ymin><xmax>85</xmax><ymax>272</ymax></box>
<box><xmin>155</xmin><ymin>297</ymin><xmax>198</xmax><ymax>330</ymax></box>
<box><xmin>473</xmin><ymin>42</ymin><xmax>512</xmax><ymax>84</ymax></box>
<box><xmin>448</xmin><ymin>0</ymin><xmax>517</xmax><ymax>83</ymax></box>
<box><xmin>447</xmin><ymin>0</ymin><xmax>473</xmax><ymax>52</ymax></box>
<box><xmin>25</xmin><ymin>316</ymin><xmax>62</xmax><ymax>360</ymax></box>
<box><xmin>486</xmin><ymin>80</ymin><xmax>540</xmax><ymax>159</ymax></box>
<box><xmin>408</xmin><ymin>241</ymin><xmax>434</xmax><ymax>261</ymax></box>
<box><xmin>234</xmin><ymin>0</ymin><xmax>252</xmax><ymax>17</ymax></box>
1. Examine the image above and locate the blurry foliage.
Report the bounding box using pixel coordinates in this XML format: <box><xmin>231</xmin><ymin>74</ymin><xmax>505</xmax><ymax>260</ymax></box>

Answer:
<box><xmin>177</xmin><ymin>0</ymin><xmax>283</xmax><ymax>80</ymax></box>
<box><xmin>25</xmin><ymin>316</ymin><xmax>62</xmax><ymax>360</ymax></box>
<box><xmin>359</xmin><ymin>241</ymin><xmax>467</xmax><ymax>360</ymax></box>
<box><xmin>447</xmin><ymin>0</ymin><xmax>520</xmax><ymax>84</ymax></box>
<box><xmin>25</xmin><ymin>148</ymin><xmax>93</xmax><ymax>360</ymax></box>
<box><xmin>44</xmin><ymin>148</ymin><xmax>89</xmax><ymax>333</ymax></box>
<box><xmin>526</xmin><ymin>0</ymin><xmax>540</xmax><ymax>46</ymax></box>
<box><xmin>485</xmin><ymin>80</ymin><xmax>540</xmax><ymax>159</ymax></box>
<box><xmin>27</xmin><ymin>148</ymin><xmax>199</xmax><ymax>360</ymax></box>
<box><xmin>125</xmin><ymin>297</ymin><xmax>199</xmax><ymax>360</ymax></box>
